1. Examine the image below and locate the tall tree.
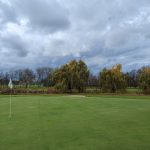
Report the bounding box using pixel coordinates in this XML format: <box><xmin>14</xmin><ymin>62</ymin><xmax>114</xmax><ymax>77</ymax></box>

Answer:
<box><xmin>99</xmin><ymin>64</ymin><xmax>127</xmax><ymax>92</ymax></box>
<box><xmin>74</xmin><ymin>60</ymin><xmax>89</xmax><ymax>92</ymax></box>
<box><xmin>20</xmin><ymin>69</ymin><xmax>35</xmax><ymax>88</ymax></box>
<box><xmin>53</xmin><ymin>64</ymin><xmax>71</xmax><ymax>91</ymax></box>
<box><xmin>36</xmin><ymin>67</ymin><xmax>53</xmax><ymax>86</ymax></box>
<box><xmin>137</xmin><ymin>67</ymin><xmax>150</xmax><ymax>94</ymax></box>
<box><xmin>88</xmin><ymin>73</ymin><xmax>99</xmax><ymax>88</ymax></box>
<box><xmin>53</xmin><ymin>60</ymin><xmax>89</xmax><ymax>93</ymax></box>
<box><xmin>126</xmin><ymin>70</ymin><xmax>138</xmax><ymax>87</ymax></box>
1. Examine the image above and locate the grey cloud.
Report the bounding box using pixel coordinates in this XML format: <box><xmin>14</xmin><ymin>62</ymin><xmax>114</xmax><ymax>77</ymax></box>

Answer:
<box><xmin>0</xmin><ymin>0</ymin><xmax>150</xmax><ymax>73</ymax></box>
<box><xmin>0</xmin><ymin>33</ymin><xmax>28</xmax><ymax>57</ymax></box>
<box><xmin>13</xmin><ymin>0</ymin><xmax>70</xmax><ymax>33</ymax></box>
<box><xmin>0</xmin><ymin>1</ymin><xmax>17</xmax><ymax>24</ymax></box>
<box><xmin>0</xmin><ymin>0</ymin><xmax>70</xmax><ymax>33</ymax></box>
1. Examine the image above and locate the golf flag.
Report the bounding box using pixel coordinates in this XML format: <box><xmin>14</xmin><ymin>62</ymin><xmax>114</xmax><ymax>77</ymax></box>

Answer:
<box><xmin>8</xmin><ymin>78</ymin><xmax>13</xmax><ymax>118</ymax></box>
<box><xmin>8</xmin><ymin>78</ymin><xmax>13</xmax><ymax>89</ymax></box>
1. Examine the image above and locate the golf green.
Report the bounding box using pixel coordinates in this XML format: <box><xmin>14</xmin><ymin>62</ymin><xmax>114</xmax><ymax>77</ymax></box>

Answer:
<box><xmin>0</xmin><ymin>95</ymin><xmax>150</xmax><ymax>150</ymax></box>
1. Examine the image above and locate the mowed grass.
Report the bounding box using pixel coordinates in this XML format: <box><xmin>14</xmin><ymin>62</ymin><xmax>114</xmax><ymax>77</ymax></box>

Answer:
<box><xmin>0</xmin><ymin>95</ymin><xmax>150</xmax><ymax>150</ymax></box>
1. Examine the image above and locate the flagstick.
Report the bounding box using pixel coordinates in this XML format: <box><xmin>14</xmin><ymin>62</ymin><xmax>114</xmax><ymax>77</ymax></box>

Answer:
<box><xmin>8</xmin><ymin>78</ymin><xmax>13</xmax><ymax>118</ymax></box>
<box><xmin>9</xmin><ymin>89</ymin><xmax>12</xmax><ymax>118</ymax></box>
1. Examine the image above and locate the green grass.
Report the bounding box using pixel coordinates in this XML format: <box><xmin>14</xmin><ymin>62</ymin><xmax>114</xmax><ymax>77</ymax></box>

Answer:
<box><xmin>0</xmin><ymin>95</ymin><xmax>150</xmax><ymax>150</ymax></box>
<box><xmin>126</xmin><ymin>88</ymin><xmax>140</xmax><ymax>93</ymax></box>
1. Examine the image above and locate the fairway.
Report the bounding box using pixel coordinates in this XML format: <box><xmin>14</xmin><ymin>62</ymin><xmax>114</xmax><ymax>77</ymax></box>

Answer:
<box><xmin>0</xmin><ymin>95</ymin><xmax>150</xmax><ymax>150</ymax></box>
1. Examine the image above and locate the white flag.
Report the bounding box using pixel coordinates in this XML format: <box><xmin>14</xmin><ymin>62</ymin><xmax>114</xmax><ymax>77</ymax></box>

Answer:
<box><xmin>8</xmin><ymin>78</ymin><xmax>13</xmax><ymax>89</ymax></box>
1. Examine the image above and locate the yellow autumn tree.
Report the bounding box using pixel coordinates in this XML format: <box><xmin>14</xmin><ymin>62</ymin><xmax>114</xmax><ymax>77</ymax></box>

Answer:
<box><xmin>137</xmin><ymin>67</ymin><xmax>150</xmax><ymax>94</ymax></box>
<box><xmin>99</xmin><ymin>64</ymin><xmax>127</xmax><ymax>93</ymax></box>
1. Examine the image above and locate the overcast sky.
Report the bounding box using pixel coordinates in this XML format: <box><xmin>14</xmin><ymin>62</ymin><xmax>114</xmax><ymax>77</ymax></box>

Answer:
<box><xmin>0</xmin><ymin>0</ymin><xmax>150</xmax><ymax>73</ymax></box>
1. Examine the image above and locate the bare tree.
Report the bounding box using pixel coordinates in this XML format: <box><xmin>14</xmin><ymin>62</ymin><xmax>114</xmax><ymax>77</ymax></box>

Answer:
<box><xmin>19</xmin><ymin>69</ymin><xmax>35</xmax><ymax>88</ymax></box>
<box><xmin>36</xmin><ymin>67</ymin><xmax>53</xmax><ymax>87</ymax></box>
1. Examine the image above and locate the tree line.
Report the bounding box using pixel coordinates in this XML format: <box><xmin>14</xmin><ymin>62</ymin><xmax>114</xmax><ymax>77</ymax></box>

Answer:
<box><xmin>0</xmin><ymin>60</ymin><xmax>150</xmax><ymax>94</ymax></box>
